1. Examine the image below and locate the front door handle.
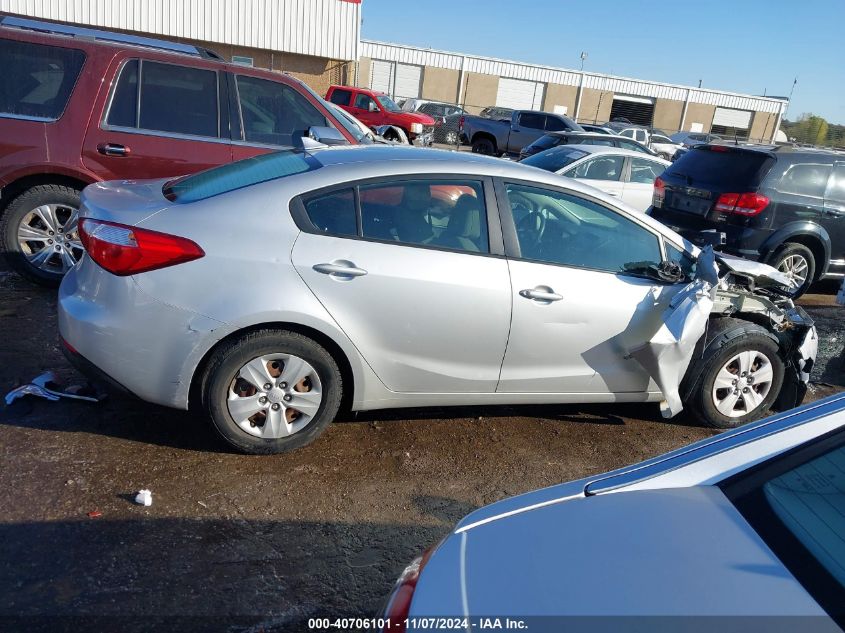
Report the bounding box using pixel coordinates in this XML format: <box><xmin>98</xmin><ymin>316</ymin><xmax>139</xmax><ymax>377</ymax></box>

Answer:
<box><xmin>519</xmin><ymin>287</ymin><xmax>563</xmax><ymax>302</ymax></box>
<box><xmin>97</xmin><ymin>143</ymin><xmax>131</xmax><ymax>157</ymax></box>
<box><xmin>313</xmin><ymin>261</ymin><xmax>368</xmax><ymax>278</ymax></box>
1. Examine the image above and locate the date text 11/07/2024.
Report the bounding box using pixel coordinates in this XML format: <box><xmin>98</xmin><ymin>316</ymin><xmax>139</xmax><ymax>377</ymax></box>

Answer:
<box><xmin>307</xmin><ymin>617</ymin><xmax>529</xmax><ymax>630</ymax></box>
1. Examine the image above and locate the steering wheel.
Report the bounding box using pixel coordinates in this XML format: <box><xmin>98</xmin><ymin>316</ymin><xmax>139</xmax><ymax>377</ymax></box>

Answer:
<box><xmin>516</xmin><ymin>209</ymin><xmax>547</xmax><ymax>249</ymax></box>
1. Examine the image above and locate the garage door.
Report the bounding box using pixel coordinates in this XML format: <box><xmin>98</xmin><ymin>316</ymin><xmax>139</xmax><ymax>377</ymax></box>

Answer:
<box><xmin>711</xmin><ymin>107</ymin><xmax>753</xmax><ymax>139</ymax></box>
<box><xmin>370</xmin><ymin>59</ymin><xmax>393</xmax><ymax>94</ymax></box>
<box><xmin>394</xmin><ymin>63</ymin><xmax>423</xmax><ymax>101</ymax></box>
<box><xmin>609</xmin><ymin>95</ymin><xmax>655</xmax><ymax>127</ymax></box>
<box><xmin>496</xmin><ymin>78</ymin><xmax>544</xmax><ymax>110</ymax></box>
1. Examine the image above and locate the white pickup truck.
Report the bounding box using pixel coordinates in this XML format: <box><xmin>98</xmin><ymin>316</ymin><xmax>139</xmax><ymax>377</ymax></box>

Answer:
<box><xmin>615</xmin><ymin>126</ymin><xmax>684</xmax><ymax>160</ymax></box>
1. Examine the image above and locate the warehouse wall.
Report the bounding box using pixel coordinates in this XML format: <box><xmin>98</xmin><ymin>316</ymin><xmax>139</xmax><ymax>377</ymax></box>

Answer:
<box><xmin>421</xmin><ymin>67</ymin><xmax>461</xmax><ymax>104</ymax></box>
<box><xmin>682</xmin><ymin>103</ymin><xmax>717</xmax><ymax>133</ymax></box>
<box><xmin>652</xmin><ymin>99</ymin><xmax>684</xmax><ymax>132</ymax></box>
<box><xmin>750</xmin><ymin>111</ymin><xmax>778</xmax><ymax>142</ymax></box>
<box><xmin>578</xmin><ymin>88</ymin><xmax>613</xmax><ymax>124</ymax></box>
<box><xmin>462</xmin><ymin>72</ymin><xmax>499</xmax><ymax>113</ymax></box>
<box><xmin>356</xmin><ymin>56</ymin><xmax>372</xmax><ymax>88</ymax></box>
<box><xmin>543</xmin><ymin>83</ymin><xmax>578</xmax><ymax>116</ymax></box>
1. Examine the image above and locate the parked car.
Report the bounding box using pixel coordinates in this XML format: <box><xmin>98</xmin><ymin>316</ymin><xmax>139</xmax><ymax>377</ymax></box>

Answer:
<box><xmin>325</xmin><ymin>85</ymin><xmax>435</xmax><ymax>146</ymax></box>
<box><xmin>518</xmin><ymin>131</ymin><xmax>658</xmax><ymax>161</ymax></box>
<box><xmin>649</xmin><ymin>144</ymin><xmax>845</xmax><ymax>297</ymax></box>
<box><xmin>478</xmin><ymin>106</ymin><xmax>514</xmax><ymax>121</ymax></box>
<box><xmin>59</xmin><ymin>145</ymin><xmax>816</xmax><ymax>455</ymax></box>
<box><xmin>0</xmin><ymin>15</ymin><xmax>363</xmax><ymax>286</ymax></box>
<box><xmin>671</xmin><ymin>131</ymin><xmax>724</xmax><ymax>147</ymax></box>
<box><xmin>382</xmin><ymin>392</ymin><xmax>845</xmax><ymax>626</ymax></box>
<box><xmin>459</xmin><ymin>109</ymin><xmax>583</xmax><ymax>156</ymax></box>
<box><xmin>612</xmin><ymin>125</ymin><xmax>684</xmax><ymax>159</ymax></box>
<box><xmin>579</xmin><ymin>123</ymin><xmax>615</xmax><ymax>135</ymax></box>
<box><xmin>401</xmin><ymin>100</ymin><xmax>466</xmax><ymax>145</ymax></box>
<box><xmin>522</xmin><ymin>145</ymin><xmax>670</xmax><ymax>212</ymax></box>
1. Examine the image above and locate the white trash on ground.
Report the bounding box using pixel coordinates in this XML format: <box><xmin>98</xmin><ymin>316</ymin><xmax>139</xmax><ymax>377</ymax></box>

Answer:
<box><xmin>4</xmin><ymin>371</ymin><xmax>106</xmax><ymax>405</ymax></box>
<box><xmin>134</xmin><ymin>490</ymin><xmax>153</xmax><ymax>507</ymax></box>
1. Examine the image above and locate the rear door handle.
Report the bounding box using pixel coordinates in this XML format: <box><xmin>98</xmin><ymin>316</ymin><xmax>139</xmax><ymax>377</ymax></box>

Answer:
<box><xmin>313</xmin><ymin>262</ymin><xmax>368</xmax><ymax>278</ymax></box>
<box><xmin>97</xmin><ymin>143</ymin><xmax>131</xmax><ymax>157</ymax></box>
<box><xmin>519</xmin><ymin>288</ymin><xmax>563</xmax><ymax>302</ymax></box>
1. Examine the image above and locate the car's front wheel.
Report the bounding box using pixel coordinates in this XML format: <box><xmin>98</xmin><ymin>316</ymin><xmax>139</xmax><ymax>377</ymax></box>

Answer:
<box><xmin>202</xmin><ymin>330</ymin><xmax>343</xmax><ymax>454</ymax></box>
<box><xmin>685</xmin><ymin>318</ymin><xmax>785</xmax><ymax>429</ymax></box>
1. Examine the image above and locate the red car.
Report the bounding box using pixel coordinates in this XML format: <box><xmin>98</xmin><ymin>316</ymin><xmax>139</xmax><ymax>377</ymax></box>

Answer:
<box><xmin>0</xmin><ymin>15</ymin><xmax>364</xmax><ymax>285</ymax></box>
<box><xmin>326</xmin><ymin>85</ymin><xmax>435</xmax><ymax>145</ymax></box>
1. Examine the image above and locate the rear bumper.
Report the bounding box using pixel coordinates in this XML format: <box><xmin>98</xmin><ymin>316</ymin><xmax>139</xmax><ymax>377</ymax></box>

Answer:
<box><xmin>60</xmin><ymin>337</ymin><xmax>135</xmax><ymax>397</ymax></box>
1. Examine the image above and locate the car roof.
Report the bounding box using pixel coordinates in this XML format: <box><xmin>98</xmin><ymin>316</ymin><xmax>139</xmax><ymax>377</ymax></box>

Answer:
<box><xmin>559</xmin><ymin>144</ymin><xmax>669</xmax><ymax>161</ymax></box>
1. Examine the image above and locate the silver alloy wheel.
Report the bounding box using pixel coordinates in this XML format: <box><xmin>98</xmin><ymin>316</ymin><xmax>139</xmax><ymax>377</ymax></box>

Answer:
<box><xmin>227</xmin><ymin>353</ymin><xmax>323</xmax><ymax>439</ymax></box>
<box><xmin>445</xmin><ymin>130</ymin><xmax>458</xmax><ymax>145</ymax></box>
<box><xmin>711</xmin><ymin>350</ymin><xmax>774</xmax><ymax>418</ymax></box>
<box><xmin>777</xmin><ymin>253</ymin><xmax>809</xmax><ymax>288</ymax></box>
<box><xmin>17</xmin><ymin>204</ymin><xmax>83</xmax><ymax>274</ymax></box>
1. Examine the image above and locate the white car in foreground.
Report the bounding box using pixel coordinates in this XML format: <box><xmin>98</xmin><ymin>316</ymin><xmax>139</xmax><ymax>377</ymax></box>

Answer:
<box><xmin>521</xmin><ymin>145</ymin><xmax>670</xmax><ymax>212</ymax></box>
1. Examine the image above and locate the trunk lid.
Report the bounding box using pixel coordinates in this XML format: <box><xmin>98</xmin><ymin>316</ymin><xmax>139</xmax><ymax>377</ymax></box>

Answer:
<box><xmin>79</xmin><ymin>178</ymin><xmax>171</xmax><ymax>226</ymax></box>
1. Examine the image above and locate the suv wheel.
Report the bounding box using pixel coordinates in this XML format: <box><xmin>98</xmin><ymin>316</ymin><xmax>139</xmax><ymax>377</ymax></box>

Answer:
<box><xmin>685</xmin><ymin>318</ymin><xmax>784</xmax><ymax>429</ymax></box>
<box><xmin>202</xmin><ymin>330</ymin><xmax>343</xmax><ymax>454</ymax></box>
<box><xmin>770</xmin><ymin>242</ymin><xmax>815</xmax><ymax>298</ymax></box>
<box><xmin>0</xmin><ymin>184</ymin><xmax>84</xmax><ymax>286</ymax></box>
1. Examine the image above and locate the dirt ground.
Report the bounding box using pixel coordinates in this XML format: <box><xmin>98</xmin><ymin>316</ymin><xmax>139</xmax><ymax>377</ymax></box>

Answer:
<box><xmin>0</xmin><ymin>270</ymin><xmax>842</xmax><ymax>632</ymax></box>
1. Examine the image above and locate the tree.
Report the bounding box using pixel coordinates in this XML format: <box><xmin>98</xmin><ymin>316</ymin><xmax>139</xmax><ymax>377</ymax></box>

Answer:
<box><xmin>790</xmin><ymin>113</ymin><xmax>829</xmax><ymax>145</ymax></box>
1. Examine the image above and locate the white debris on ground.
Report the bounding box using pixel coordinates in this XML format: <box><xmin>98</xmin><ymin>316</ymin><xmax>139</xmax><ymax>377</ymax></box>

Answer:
<box><xmin>4</xmin><ymin>371</ymin><xmax>105</xmax><ymax>405</ymax></box>
<box><xmin>134</xmin><ymin>490</ymin><xmax>153</xmax><ymax>507</ymax></box>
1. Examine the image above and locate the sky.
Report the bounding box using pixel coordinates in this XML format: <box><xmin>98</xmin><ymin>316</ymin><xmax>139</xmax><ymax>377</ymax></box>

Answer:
<box><xmin>360</xmin><ymin>0</ymin><xmax>845</xmax><ymax>125</ymax></box>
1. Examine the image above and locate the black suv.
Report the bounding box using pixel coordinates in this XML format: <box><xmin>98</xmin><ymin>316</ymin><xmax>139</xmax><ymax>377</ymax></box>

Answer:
<box><xmin>518</xmin><ymin>131</ymin><xmax>657</xmax><ymax>161</ymax></box>
<box><xmin>649</xmin><ymin>144</ymin><xmax>845</xmax><ymax>297</ymax></box>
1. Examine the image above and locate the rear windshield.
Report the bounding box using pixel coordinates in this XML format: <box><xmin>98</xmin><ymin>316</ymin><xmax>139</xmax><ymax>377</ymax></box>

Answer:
<box><xmin>522</xmin><ymin>146</ymin><xmax>588</xmax><ymax>172</ymax></box>
<box><xmin>665</xmin><ymin>146</ymin><xmax>774</xmax><ymax>188</ymax></box>
<box><xmin>529</xmin><ymin>134</ymin><xmax>561</xmax><ymax>151</ymax></box>
<box><xmin>164</xmin><ymin>151</ymin><xmax>320</xmax><ymax>203</ymax></box>
<box><xmin>0</xmin><ymin>39</ymin><xmax>85</xmax><ymax>120</ymax></box>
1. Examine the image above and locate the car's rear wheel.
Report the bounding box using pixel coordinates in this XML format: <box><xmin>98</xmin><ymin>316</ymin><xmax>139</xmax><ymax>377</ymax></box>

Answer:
<box><xmin>471</xmin><ymin>137</ymin><xmax>495</xmax><ymax>155</ymax></box>
<box><xmin>0</xmin><ymin>184</ymin><xmax>84</xmax><ymax>286</ymax></box>
<box><xmin>685</xmin><ymin>319</ymin><xmax>785</xmax><ymax>429</ymax></box>
<box><xmin>770</xmin><ymin>242</ymin><xmax>815</xmax><ymax>298</ymax></box>
<box><xmin>202</xmin><ymin>330</ymin><xmax>343</xmax><ymax>454</ymax></box>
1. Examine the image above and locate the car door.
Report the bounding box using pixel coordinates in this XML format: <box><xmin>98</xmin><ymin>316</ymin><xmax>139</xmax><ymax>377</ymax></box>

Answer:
<box><xmin>230</xmin><ymin>72</ymin><xmax>333</xmax><ymax>161</ymax></box>
<box><xmin>351</xmin><ymin>92</ymin><xmax>382</xmax><ymax>127</ymax></box>
<box><xmin>497</xmin><ymin>180</ymin><xmax>683</xmax><ymax>394</ymax></box>
<box><xmin>770</xmin><ymin>160</ymin><xmax>832</xmax><ymax>239</ymax></box>
<box><xmin>624</xmin><ymin>156</ymin><xmax>668</xmax><ymax>212</ymax></box>
<box><xmin>82</xmin><ymin>58</ymin><xmax>232</xmax><ymax>180</ymax></box>
<box><xmin>823</xmin><ymin>161</ymin><xmax>845</xmax><ymax>264</ymax></box>
<box><xmin>561</xmin><ymin>154</ymin><xmax>626</xmax><ymax>199</ymax></box>
<box><xmin>509</xmin><ymin>112</ymin><xmax>546</xmax><ymax>153</ymax></box>
<box><xmin>290</xmin><ymin>177</ymin><xmax>512</xmax><ymax>393</ymax></box>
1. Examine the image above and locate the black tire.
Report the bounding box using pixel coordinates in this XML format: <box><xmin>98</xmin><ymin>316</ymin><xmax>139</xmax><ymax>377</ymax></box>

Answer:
<box><xmin>0</xmin><ymin>184</ymin><xmax>83</xmax><ymax>286</ymax></box>
<box><xmin>471</xmin><ymin>137</ymin><xmax>496</xmax><ymax>155</ymax></box>
<box><xmin>201</xmin><ymin>330</ymin><xmax>343</xmax><ymax>454</ymax></box>
<box><xmin>768</xmin><ymin>242</ymin><xmax>816</xmax><ymax>299</ymax></box>
<box><xmin>684</xmin><ymin>318</ymin><xmax>785</xmax><ymax>429</ymax></box>
<box><xmin>658</xmin><ymin>152</ymin><xmax>671</xmax><ymax>160</ymax></box>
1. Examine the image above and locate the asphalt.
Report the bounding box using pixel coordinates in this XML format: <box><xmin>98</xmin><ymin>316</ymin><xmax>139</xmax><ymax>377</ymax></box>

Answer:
<box><xmin>0</xmin><ymin>270</ymin><xmax>843</xmax><ymax>632</ymax></box>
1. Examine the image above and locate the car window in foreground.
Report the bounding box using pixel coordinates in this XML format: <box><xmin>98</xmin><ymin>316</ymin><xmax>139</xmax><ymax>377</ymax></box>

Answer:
<box><xmin>0</xmin><ymin>39</ymin><xmax>85</xmax><ymax>120</ymax></box>
<box><xmin>164</xmin><ymin>151</ymin><xmax>319</xmax><ymax>203</ymax></box>
<box><xmin>504</xmin><ymin>183</ymin><xmax>662</xmax><ymax>274</ymax></box>
<box><xmin>522</xmin><ymin>147</ymin><xmax>588</xmax><ymax>172</ymax></box>
<box><xmin>726</xmin><ymin>431</ymin><xmax>845</xmax><ymax>623</ymax></box>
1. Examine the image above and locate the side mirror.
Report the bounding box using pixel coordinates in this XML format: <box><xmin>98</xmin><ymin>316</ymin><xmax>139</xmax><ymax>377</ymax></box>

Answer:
<box><xmin>306</xmin><ymin>126</ymin><xmax>350</xmax><ymax>146</ymax></box>
<box><xmin>368</xmin><ymin>102</ymin><xmax>378</xmax><ymax>113</ymax></box>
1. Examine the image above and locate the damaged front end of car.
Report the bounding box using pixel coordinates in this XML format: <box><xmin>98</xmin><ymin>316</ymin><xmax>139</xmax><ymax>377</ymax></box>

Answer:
<box><xmin>629</xmin><ymin>247</ymin><xmax>818</xmax><ymax>419</ymax></box>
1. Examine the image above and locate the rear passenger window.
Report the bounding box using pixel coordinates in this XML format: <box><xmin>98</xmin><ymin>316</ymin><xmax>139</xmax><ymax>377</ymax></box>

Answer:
<box><xmin>572</xmin><ymin>155</ymin><xmax>625</xmax><ymax>181</ymax></box>
<box><xmin>107</xmin><ymin>60</ymin><xmax>138</xmax><ymax>128</ymax></box>
<box><xmin>359</xmin><ymin>180</ymin><xmax>489</xmax><ymax>253</ymax></box>
<box><xmin>0</xmin><ymin>39</ymin><xmax>85</xmax><ymax>120</ymax></box>
<box><xmin>777</xmin><ymin>163</ymin><xmax>832</xmax><ymax>198</ymax></box>
<box><xmin>329</xmin><ymin>89</ymin><xmax>352</xmax><ymax>106</ymax></box>
<box><xmin>518</xmin><ymin>113</ymin><xmax>545</xmax><ymax>129</ymax></box>
<box><xmin>304</xmin><ymin>189</ymin><xmax>357</xmax><ymax>236</ymax></box>
<box><xmin>139</xmin><ymin>62</ymin><xmax>219</xmax><ymax>137</ymax></box>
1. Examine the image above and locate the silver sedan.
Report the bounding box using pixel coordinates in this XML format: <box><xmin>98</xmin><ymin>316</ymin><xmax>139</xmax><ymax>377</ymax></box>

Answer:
<box><xmin>58</xmin><ymin>146</ymin><xmax>817</xmax><ymax>454</ymax></box>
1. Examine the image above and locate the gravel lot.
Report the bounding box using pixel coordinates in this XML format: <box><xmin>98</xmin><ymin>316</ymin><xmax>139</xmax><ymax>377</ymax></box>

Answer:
<box><xmin>0</xmin><ymin>269</ymin><xmax>842</xmax><ymax>632</ymax></box>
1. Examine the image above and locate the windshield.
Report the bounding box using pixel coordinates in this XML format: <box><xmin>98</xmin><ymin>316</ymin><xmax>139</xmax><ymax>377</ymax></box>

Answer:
<box><xmin>376</xmin><ymin>95</ymin><xmax>402</xmax><ymax>112</ymax></box>
<box><xmin>522</xmin><ymin>146</ymin><xmax>588</xmax><ymax>172</ymax></box>
<box><xmin>325</xmin><ymin>102</ymin><xmax>373</xmax><ymax>144</ymax></box>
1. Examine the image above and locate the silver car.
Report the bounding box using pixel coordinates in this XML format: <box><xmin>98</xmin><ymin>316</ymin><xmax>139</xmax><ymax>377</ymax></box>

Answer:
<box><xmin>382</xmin><ymin>392</ymin><xmax>845</xmax><ymax>628</ymax></box>
<box><xmin>58</xmin><ymin>146</ymin><xmax>817</xmax><ymax>454</ymax></box>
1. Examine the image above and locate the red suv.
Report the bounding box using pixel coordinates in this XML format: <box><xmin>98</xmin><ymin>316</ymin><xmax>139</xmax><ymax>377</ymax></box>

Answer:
<box><xmin>0</xmin><ymin>16</ymin><xmax>365</xmax><ymax>285</ymax></box>
<box><xmin>326</xmin><ymin>85</ymin><xmax>435</xmax><ymax>145</ymax></box>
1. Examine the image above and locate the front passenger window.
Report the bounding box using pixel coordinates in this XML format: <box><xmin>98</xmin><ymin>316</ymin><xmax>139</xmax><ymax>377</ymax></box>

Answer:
<box><xmin>505</xmin><ymin>183</ymin><xmax>662</xmax><ymax>274</ymax></box>
<box><xmin>237</xmin><ymin>75</ymin><xmax>328</xmax><ymax>147</ymax></box>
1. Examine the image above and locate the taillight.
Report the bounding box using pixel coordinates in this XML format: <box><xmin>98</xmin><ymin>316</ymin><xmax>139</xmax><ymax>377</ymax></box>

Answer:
<box><xmin>714</xmin><ymin>192</ymin><xmax>769</xmax><ymax>216</ymax></box>
<box><xmin>652</xmin><ymin>176</ymin><xmax>666</xmax><ymax>208</ymax></box>
<box><xmin>382</xmin><ymin>545</ymin><xmax>439</xmax><ymax>632</ymax></box>
<box><xmin>78</xmin><ymin>219</ymin><xmax>204</xmax><ymax>276</ymax></box>
<box><xmin>458</xmin><ymin>115</ymin><xmax>465</xmax><ymax>131</ymax></box>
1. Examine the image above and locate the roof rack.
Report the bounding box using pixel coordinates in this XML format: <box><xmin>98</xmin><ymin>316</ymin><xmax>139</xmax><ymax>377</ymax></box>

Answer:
<box><xmin>0</xmin><ymin>15</ymin><xmax>223</xmax><ymax>60</ymax></box>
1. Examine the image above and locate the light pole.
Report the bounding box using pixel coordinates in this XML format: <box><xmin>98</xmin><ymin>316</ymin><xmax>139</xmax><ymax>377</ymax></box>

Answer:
<box><xmin>580</xmin><ymin>51</ymin><xmax>588</xmax><ymax>71</ymax></box>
